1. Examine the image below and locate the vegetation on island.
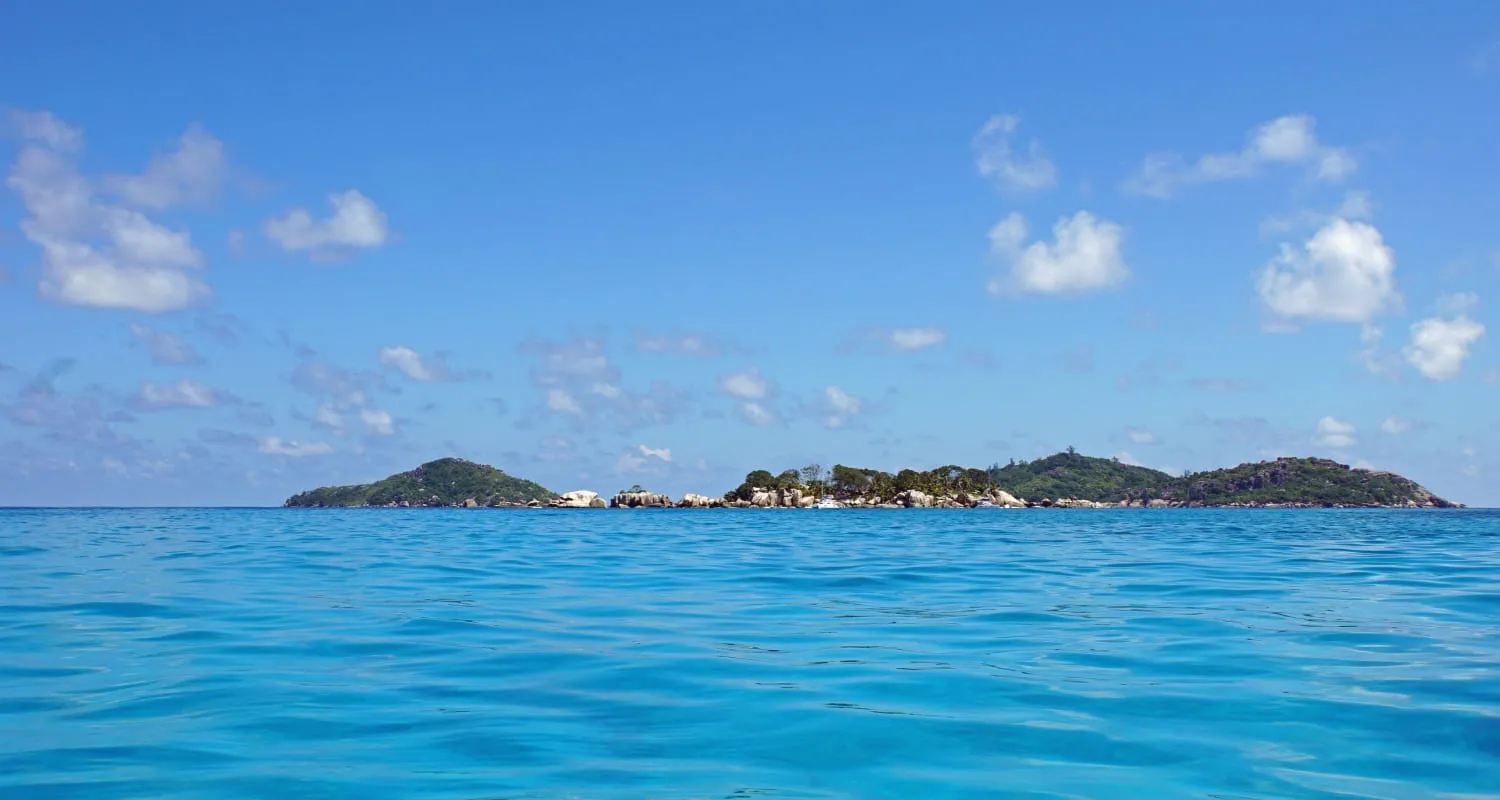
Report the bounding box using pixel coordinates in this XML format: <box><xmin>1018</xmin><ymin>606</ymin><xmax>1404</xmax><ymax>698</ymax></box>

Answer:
<box><xmin>283</xmin><ymin>451</ymin><xmax>1457</xmax><ymax>510</ymax></box>
<box><xmin>283</xmin><ymin>458</ymin><xmax>556</xmax><ymax>507</ymax></box>
<box><xmin>726</xmin><ymin>450</ymin><xmax>1456</xmax><ymax>508</ymax></box>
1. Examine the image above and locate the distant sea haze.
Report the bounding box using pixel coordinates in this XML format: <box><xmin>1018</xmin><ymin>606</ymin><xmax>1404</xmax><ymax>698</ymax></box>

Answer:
<box><xmin>3</xmin><ymin>508</ymin><xmax>1499</xmax><ymax>798</ymax></box>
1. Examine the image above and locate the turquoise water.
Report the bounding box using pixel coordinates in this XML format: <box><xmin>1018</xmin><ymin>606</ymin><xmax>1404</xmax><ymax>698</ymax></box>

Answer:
<box><xmin>2</xmin><ymin>509</ymin><xmax>1499</xmax><ymax>799</ymax></box>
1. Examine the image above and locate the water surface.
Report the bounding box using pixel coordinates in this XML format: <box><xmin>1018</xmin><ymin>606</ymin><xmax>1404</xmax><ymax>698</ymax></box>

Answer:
<box><xmin>2</xmin><ymin>508</ymin><xmax>1498</xmax><ymax>799</ymax></box>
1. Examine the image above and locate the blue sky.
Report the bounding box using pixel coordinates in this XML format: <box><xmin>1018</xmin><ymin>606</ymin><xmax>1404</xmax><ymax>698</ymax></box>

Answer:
<box><xmin>1</xmin><ymin>2</ymin><xmax>1498</xmax><ymax>506</ymax></box>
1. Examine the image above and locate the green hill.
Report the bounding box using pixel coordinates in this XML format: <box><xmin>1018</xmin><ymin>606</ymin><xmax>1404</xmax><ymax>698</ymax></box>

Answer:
<box><xmin>739</xmin><ymin>451</ymin><xmax>1456</xmax><ymax>508</ymax></box>
<box><xmin>987</xmin><ymin>452</ymin><xmax>1175</xmax><ymax>502</ymax></box>
<box><xmin>283</xmin><ymin>458</ymin><xmax>556</xmax><ymax>507</ymax></box>
<box><xmin>1163</xmin><ymin>457</ymin><xmax>1455</xmax><ymax>507</ymax></box>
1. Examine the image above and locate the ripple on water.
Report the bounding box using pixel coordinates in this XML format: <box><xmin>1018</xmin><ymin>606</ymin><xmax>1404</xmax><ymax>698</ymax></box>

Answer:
<box><xmin>1</xmin><ymin>508</ymin><xmax>1498</xmax><ymax>799</ymax></box>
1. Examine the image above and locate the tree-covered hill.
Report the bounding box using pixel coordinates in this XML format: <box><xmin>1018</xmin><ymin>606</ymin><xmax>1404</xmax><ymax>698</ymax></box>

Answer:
<box><xmin>1164</xmin><ymin>457</ymin><xmax>1455</xmax><ymax>507</ymax></box>
<box><xmin>283</xmin><ymin>458</ymin><xmax>556</xmax><ymax>507</ymax></box>
<box><xmin>723</xmin><ymin>451</ymin><xmax>1457</xmax><ymax>507</ymax></box>
<box><xmin>986</xmin><ymin>451</ymin><xmax>1175</xmax><ymax>502</ymax></box>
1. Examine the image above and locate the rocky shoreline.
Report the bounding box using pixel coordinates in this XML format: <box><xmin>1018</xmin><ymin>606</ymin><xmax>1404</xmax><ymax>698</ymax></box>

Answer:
<box><xmin>283</xmin><ymin>455</ymin><xmax>1461</xmax><ymax>509</ymax></box>
<box><xmin>360</xmin><ymin>486</ymin><xmax>1450</xmax><ymax>510</ymax></box>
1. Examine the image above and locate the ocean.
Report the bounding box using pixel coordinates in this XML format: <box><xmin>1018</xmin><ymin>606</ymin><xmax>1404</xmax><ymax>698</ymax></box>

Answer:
<box><xmin>2</xmin><ymin>508</ymin><xmax>1498</xmax><ymax>799</ymax></box>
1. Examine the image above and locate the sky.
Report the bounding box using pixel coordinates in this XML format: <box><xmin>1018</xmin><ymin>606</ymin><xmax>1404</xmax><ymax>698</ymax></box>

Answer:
<box><xmin>1</xmin><ymin>1</ymin><xmax>1498</xmax><ymax>507</ymax></box>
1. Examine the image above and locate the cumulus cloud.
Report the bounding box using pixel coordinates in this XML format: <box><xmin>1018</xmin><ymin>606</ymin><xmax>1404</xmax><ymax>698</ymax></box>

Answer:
<box><xmin>1126</xmin><ymin>114</ymin><xmax>1356</xmax><ymax>198</ymax></box>
<box><xmin>263</xmin><ymin>190</ymin><xmax>388</xmax><ymax>258</ymax></box>
<box><xmin>3</xmin><ymin>358</ymin><xmax>133</xmax><ymax>448</ymax></box>
<box><xmin>613</xmin><ymin>443</ymin><xmax>674</xmax><ymax>474</ymax></box>
<box><xmin>988</xmin><ymin>211</ymin><xmax>1128</xmax><ymax>294</ymax></box>
<box><xmin>1260</xmin><ymin>190</ymin><xmax>1374</xmax><ymax>236</ymax></box>
<box><xmin>6</xmin><ymin>109</ymin><xmax>84</xmax><ymax>151</ymax></box>
<box><xmin>359</xmin><ymin>408</ymin><xmax>395</xmax><ymax>435</ymax></box>
<box><xmin>738</xmin><ymin>401</ymin><xmax>776</xmax><ymax>426</ymax></box>
<box><xmin>128</xmin><ymin>322</ymin><xmax>201</xmax><ymax>365</ymax></box>
<box><xmin>1353</xmin><ymin>323</ymin><xmax>1402</xmax><ymax>378</ymax></box>
<box><xmin>1258</xmin><ymin>219</ymin><xmax>1399</xmax><ymax>323</ymax></box>
<box><xmin>973</xmin><ymin>114</ymin><xmax>1056</xmax><ymax>192</ymax></box>
<box><xmin>104</xmin><ymin>124</ymin><xmax>226</xmax><ymax>209</ymax></box>
<box><xmin>546</xmin><ymin>388</ymin><xmax>582</xmax><ymax>414</ymax></box>
<box><xmin>313</xmin><ymin>403</ymin><xmax>344</xmax><ymax>432</ymax></box>
<box><xmin>290</xmin><ymin>359</ymin><xmax>381</xmax><ymax>408</ymax></box>
<box><xmin>638</xmin><ymin>444</ymin><xmax>671</xmax><ymax>461</ymax></box>
<box><xmin>1404</xmin><ymin>313</ymin><xmax>1485</xmax><ymax>381</ymax></box>
<box><xmin>889</xmin><ymin>327</ymin><xmax>947</xmax><ymax>351</ymax></box>
<box><xmin>1190</xmin><ymin>378</ymin><xmax>1254</xmax><ymax>394</ymax></box>
<box><xmin>1315</xmin><ymin>416</ymin><xmax>1357</xmax><ymax>449</ymax></box>
<box><xmin>378</xmin><ymin>346</ymin><xmax>434</xmax><ymax>381</ymax></box>
<box><xmin>519</xmin><ymin>338</ymin><xmax>686</xmax><ymax>432</ymax></box>
<box><xmin>818</xmin><ymin>385</ymin><xmax>865</xmax><ymax>430</ymax></box>
<box><xmin>1126</xmin><ymin>426</ymin><xmax>1157</xmax><ymax>444</ymax></box>
<box><xmin>720</xmin><ymin>369</ymin><xmax>769</xmax><ymax>400</ymax></box>
<box><xmin>6</xmin><ymin>111</ymin><xmax>212</xmax><ymax>313</ymax></box>
<box><xmin>633</xmin><ymin>331</ymin><xmax>723</xmax><ymax>357</ymax></box>
<box><xmin>258</xmin><ymin>436</ymin><xmax>333</xmax><ymax>457</ymax></box>
<box><xmin>376</xmin><ymin>345</ymin><xmax>481</xmax><ymax>382</ymax></box>
<box><xmin>1380</xmin><ymin>415</ymin><xmax>1410</xmax><ymax>435</ymax></box>
<box><xmin>134</xmin><ymin>379</ymin><xmax>217</xmax><ymax>410</ymax></box>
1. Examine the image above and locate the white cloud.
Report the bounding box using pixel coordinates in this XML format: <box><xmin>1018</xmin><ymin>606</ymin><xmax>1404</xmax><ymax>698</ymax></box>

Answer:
<box><xmin>1126</xmin><ymin>427</ymin><xmax>1157</xmax><ymax>444</ymax></box>
<box><xmin>258</xmin><ymin>436</ymin><xmax>333</xmax><ymax>457</ymax></box>
<box><xmin>359</xmin><ymin>408</ymin><xmax>395</xmax><ymax>435</ymax></box>
<box><xmin>889</xmin><ymin>327</ymin><xmax>947</xmax><ymax>351</ymax></box>
<box><xmin>104</xmin><ymin>124</ymin><xmax>226</xmax><ymax>209</ymax></box>
<box><xmin>1315</xmin><ymin>416</ymin><xmax>1357</xmax><ymax>449</ymax></box>
<box><xmin>638</xmin><ymin>444</ymin><xmax>671</xmax><ymax>461</ymax></box>
<box><xmin>1260</xmin><ymin>190</ymin><xmax>1374</xmax><ymax>236</ymax></box>
<box><xmin>1436</xmin><ymin>291</ymin><xmax>1479</xmax><ymax>314</ymax></box>
<box><xmin>739</xmin><ymin>401</ymin><xmax>775</xmax><ymax>426</ymax></box>
<box><xmin>376</xmin><ymin>345</ymin><xmax>477</xmax><ymax>383</ymax></box>
<box><xmin>521</xmin><ymin>337</ymin><xmax>683</xmax><ymax>431</ymax></box>
<box><xmin>7</xmin><ymin>114</ymin><xmax>211</xmax><ymax>313</ymax></box>
<box><xmin>546</xmin><ymin>388</ymin><xmax>582</xmax><ymax>415</ymax></box>
<box><xmin>821</xmin><ymin>386</ymin><xmax>864</xmax><ymax>430</ymax></box>
<box><xmin>128</xmin><ymin>322</ymin><xmax>200</xmax><ymax>365</ymax></box>
<box><xmin>825</xmin><ymin>386</ymin><xmax>862</xmax><ymax>414</ymax></box>
<box><xmin>1258</xmin><ymin>219</ymin><xmax>1399</xmax><ymax>323</ymax></box>
<box><xmin>1354</xmin><ymin>323</ymin><xmax>1399</xmax><ymax>378</ymax></box>
<box><xmin>378</xmin><ymin>346</ymin><xmax>433</xmax><ymax>381</ymax></box>
<box><xmin>314</xmin><ymin>403</ymin><xmax>344</xmax><ymax>432</ymax></box>
<box><xmin>634</xmin><ymin>332</ymin><xmax>722</xmax><ymax>357</ymax></box>
<box><xmin>6</xmin><ymin>109</ymin><xmax>83</xmax><ymax>151</ymax></box>
<box><xmin>973</xmin><ymin>114</ymin><xmax>1056</xmax><ymax>192</ymax></box>
<box><xmin>1126</xmin><ymin>114</ymin><xmax>1356</xmax><ymax>198</ymax></box>
<box><xmin>1380</xmin><ymin>415</ymin><xmax>1410</xmax><ymax>435</ymax></box>
<box><xmin>1113</xmin><ymin>451</ymin><xmax>1145</xmax><ymax>467</ymax></box>
<box><xmin>988</xmin><ymin>211</ymin><xmax>1128</xmax><ymax>294</ymax></box>
<box><xmin>1404</xmin><ymin>314</ymin><xmax>1485</xmax><ymax>381</ymax></box>
<box><xmin>263</xmin><ymin>190</ymin><xmax>388</xmax><ymax>256</ymax></box>
<box><xmin>136</xmin><ymin>379</ymin><xmax>217</xmax><ymax>410</ymax></box>
<box><xmin>720</xmin><ymin>369</ymin><xmax>769</xmax><ymax>400</ymax></box>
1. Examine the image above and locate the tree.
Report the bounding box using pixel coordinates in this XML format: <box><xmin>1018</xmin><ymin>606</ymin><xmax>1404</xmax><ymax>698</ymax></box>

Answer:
<box><xmin>830</xmin><ymin>464</ymin><xmax>870</xmax><ymax>497</ymax></box>
<box><xmin>800</xmin><ymin>463</ymin><xmax>824</xmax><ymax>485</ymax></box>
<box><xmin>894</xmin><ymin>469</ymin><xmax>922</xmax><ymax>493</ymax></box>
<box><xmin>1066</xmin><ymin>445</ymin><xmax>1076</xmax><ymax>456</ymax></box>
<box><xmin>776</xmin><ymin>469</ymin><xmax>802</xmax><ymax>489</ymax></box>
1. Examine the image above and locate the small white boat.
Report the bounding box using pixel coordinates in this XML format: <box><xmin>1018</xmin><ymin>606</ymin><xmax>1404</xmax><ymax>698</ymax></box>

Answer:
<box><xmin>814</xmin><ymin>496</ymin><xmax>842</xmax><ymax>509</ymax></box>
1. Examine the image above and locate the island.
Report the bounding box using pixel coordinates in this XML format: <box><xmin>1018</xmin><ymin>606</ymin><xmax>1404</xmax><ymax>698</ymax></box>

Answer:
<box><xmin>283</xmin><ymin>452</ymin><xmax>1461</xmax><ymax>509</ymax></box>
